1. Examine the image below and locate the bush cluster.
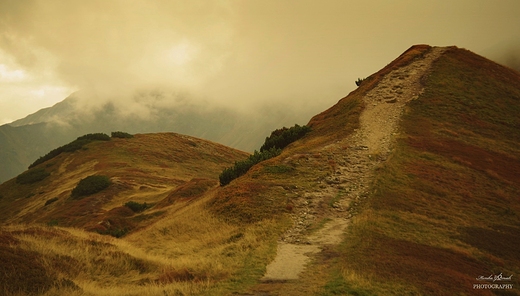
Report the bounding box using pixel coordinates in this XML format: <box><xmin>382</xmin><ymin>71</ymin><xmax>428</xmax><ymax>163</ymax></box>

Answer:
<box><xmin>260</xmin><ymin>124</ymin><xmax>311</xmax><ymax>152</ymax></box>
<box><xmin>44</xmin><ymin>197</ymin><xmax>59</xmax><ymax>206</ymax></box>
<box><xmin>219</xmin><ymin>148</ymin><xmax>281</xmax><ymax>186</ymax></box>
<box><xmin>219</xmin><ymin>124</ymin><xmax>311</xmax><ymax>186</ymax></box>
<box><xmin>29</xmin><ymin>133</ymin><xmax>111</xmax><ymax>168</ymax></box>
<box><xmin>16</xmin><ymin>168</ymin><xmax>50</xmax><ymax>184</ymax></box>
<box><xmin>124</xmin><ymin>201</ymin><xmax>149</xmax><ymax>213</ymax></box>
<box><xmin>76</xmin><ymin>133</ymin><xmax>111</xmax><ymax>141</ymax></box>
<box><xmin>111</xmin><ymin>131</ymin><xmax>134</xmax><ymax>138</ymax></box>
<box><xmin>71</xmin><ymin>175</ymin><xmax>111</xmax><ymax>199</ymax></box>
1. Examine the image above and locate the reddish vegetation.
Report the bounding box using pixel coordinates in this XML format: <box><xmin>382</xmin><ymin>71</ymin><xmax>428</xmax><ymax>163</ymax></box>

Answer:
<box><xmin>337</xmin><ymin>46</ymin><xmax>520</xmax><ymax>295</ymax></box>
<box><xmin>355</xmin><ymin>233</ymin><xmax>484</xmax><ymax>295</ymax></box>
<box><xmin>0</xmin><ymin>244</ymin><xmax>56</xmax><ymax>294</ymax></box>
<box><xmin>0</xmin><ymin>232</ymin><xmax>19</xmax><ymax>246</ymax></box>
<box><xmin>156</xmin><ymin>178</ymin><xmax>217</xmax><ymax>208</ymax></box>
<box><xmin>211</xmin><ymin>181</ymin><xmax>280</xmax><ymax>224</ymax></box>
<box><xmin>0</xmin><ymin>229</ymin><xmax>69</xmax><ymax>294</ymax></box>
<box><xmin>408</xmin><ymin>136</ymin><xmax>520</xmax><ymax>184</ymax></box>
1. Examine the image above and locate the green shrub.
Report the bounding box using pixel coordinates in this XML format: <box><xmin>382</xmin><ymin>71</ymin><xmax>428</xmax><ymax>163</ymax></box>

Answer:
<box><xmin>44</xmin><ymin>197</ymin><xmax>59</xmax><ymax>206</ymax></box>
<box><xmin>47</xmin><ymin>220</ymin><xmax>59</xmax><ymax>226</ymax></box>
<box><xmin>219</xmin><ymin>147</ymin><xmax>281</xmax><ymax>186</ymax></box>
<box><xmin>76</xmin><ymin>133</ymin><xmax>111</xmax><ymax>141</ymax></box>
<box><xmin>219</xmin><ymin>124</ymin><xmax>310</xmax><ymax>186</ymax></box>
<box><xmin>125</xmin><ymin>201</ymin><xmax>149</xmax><ymax>213</ymax></box>
<box><xmin>16</xmin><ymin>168</ymin><xmax>50</xmax><ymax>184</ymax></box>
<box><xmin>71</xmin><ymin>175</ymin><xmax>111</xmax><ymax>199</ymax></box>
<box><xmin>111</xmin><ymin>131</ymin><xmax>134</xmax><ymax>138</ymax></box>
<box><xmin>29</xmin><ymin>133</ymin><xmax>111</xmax><ymax>168</ymax></box>
<box><xmin>95</xmin><ymin>226</ymin><xmax>129</xmax><ymax>238</ymax></box>
<box><xmin>260</xmin><ymin>124</ymin><xmax>311</xmax><ymax>152</ymax></box>
<box><xmin>108</xmin><ymin>228</ymin><xmax>129</xmax><ymax>238</ymax></box>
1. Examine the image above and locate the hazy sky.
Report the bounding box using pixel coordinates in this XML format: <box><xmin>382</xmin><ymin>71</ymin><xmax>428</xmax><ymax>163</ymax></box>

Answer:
<box><xmin>1</xmin><ymin>0</ymin><xmax>519</xmax><ymax>124</ymax></box>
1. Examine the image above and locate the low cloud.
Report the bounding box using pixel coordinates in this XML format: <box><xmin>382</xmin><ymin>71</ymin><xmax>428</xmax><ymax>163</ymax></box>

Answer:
<box><xmin>1</xmin><ymin>1</ymin><xmax>520</xmax><ymax>124</ymax></box>
<box><xmin>0</xmin><ymin>1</ymin><xmax>234</xmax><ymax>110</ymax></box>
<box><xmin>502</xmin><ymin>49</ymin><xmax>520</xmax><ymax>72</ymax></box>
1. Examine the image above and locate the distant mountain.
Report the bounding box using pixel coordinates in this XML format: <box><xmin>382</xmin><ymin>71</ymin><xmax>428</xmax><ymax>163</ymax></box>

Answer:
<box><xmin>0</xmin><ymin>92</ymin><xmax>308</xmax><ymax>183</ymax></box>
<box><xmin>8</xmin><ymin>96</ymin><xmax>78</xmax><ymax>127</ymax></box>
<box><xmin>0</xmin><ymin>121</ymin><xmax>79</xmax><ymax>183</ymax></box>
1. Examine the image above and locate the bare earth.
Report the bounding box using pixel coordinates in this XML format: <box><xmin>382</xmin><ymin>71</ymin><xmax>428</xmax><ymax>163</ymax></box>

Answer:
<box><xmin>258</xmin><ymin>47</ymin><xmax>447</xmax><ymax>292</ymax></box>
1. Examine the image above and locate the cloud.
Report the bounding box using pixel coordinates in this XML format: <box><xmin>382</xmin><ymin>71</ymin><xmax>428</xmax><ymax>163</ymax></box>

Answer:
<box><xmin>0</xmin><ymin>64</ymin><xmax>26</xmax><ymax>81</ymax></box>
<box><xmin>0</xmin><ymin>1</ymin><xmax>233</xmax><ymax>103</ymax></box>
<box><xmin>500</xmin><ymin>46</ymin><xmax>520</xmax><ymax>72</ymax></box>
<box><xmin>1</xmin><ymin>0</ymin><xmax>520</xmax><ymax>123</ymax></box>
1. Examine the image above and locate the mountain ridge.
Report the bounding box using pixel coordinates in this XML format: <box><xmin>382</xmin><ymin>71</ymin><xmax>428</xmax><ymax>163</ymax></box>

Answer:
<box><xmin>0</xmin><ymin>44</ymin><xmax>519</xmax><ymax>295</ymax></box>
<box><xmin>0</xmin><ymin>132</ymin><xmax>248</xmax><ymax>231</ymax></box>
<box><xmin>0</xmin><ymin>92</ymin><xmax>312</xmax><ymax>184</ymax></box>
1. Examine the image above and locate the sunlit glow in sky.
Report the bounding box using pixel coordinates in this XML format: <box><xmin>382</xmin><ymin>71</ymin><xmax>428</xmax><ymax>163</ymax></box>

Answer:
<box><xmin>0</xmin><ymin>0</ymin><xmax>519</xmax><ymax>124</ymax></box>
<box><xmin>166</xmin><ymin>41</ymin><xmax>197</xmax><ymax>66</ymax></box>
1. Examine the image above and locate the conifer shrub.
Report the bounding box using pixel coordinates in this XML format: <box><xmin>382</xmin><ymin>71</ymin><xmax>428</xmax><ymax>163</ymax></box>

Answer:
<box><xmin>219</xmin><ymin>147</ymin><xmax>281</xmax><ymax>186</ymax></box>
<box><xmin>29</xmin><ymin>133</ymin><xmax>111</xmax><ymax>168</ymax></box>
<box><xmin>260</xmin><ymin>124</ymin><xmax>311</xmax><ymax>152</ymax></box>
<box><xmin>124</xmin><ymin>201</ymin><xmax>149</xmax><ymax>213</ymax></box>
<box><xmin>16</xmin><ymin>168</ymin><xmax>50</xmax><ymax>184</ymax></box>
<box><xmin>76</xmin><ymin>133</ymin><xmax>111</xmax><ymax>141</ymax></box>
<box><xmin>111</xmin><ymin>131</ymin><xmax>134</xmax><ymax>138</ymax></box>
<box><xmin>219</xmin><ymin>124</ymin><xmax>310</xmax><ymax>186</ymax></box>
<box><xmin>44</xmin><ymin>197</ymin><xmax>59</xmax><ymax>206</ymax></box>
<box><xmin>71</xmin><ymin>175</ymin><xmax>111</xmax><ymax>199</ymax></box>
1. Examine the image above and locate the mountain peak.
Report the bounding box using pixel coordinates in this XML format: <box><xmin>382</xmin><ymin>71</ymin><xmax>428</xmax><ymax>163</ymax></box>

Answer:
<box><xmin>9</xmin><ymin>94</ymin><xmax>79</xmax><ymax>127</ymax></box>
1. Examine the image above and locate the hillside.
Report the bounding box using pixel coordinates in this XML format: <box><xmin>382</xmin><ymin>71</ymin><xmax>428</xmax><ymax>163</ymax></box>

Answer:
<box><xmin>0</xmin><ymin>45</ymin><xmax>519</xmax><ymax>295</ymax></box>
<box><xmin>0</xmin><ymin>93</ymin><xmax>309</xmax><ymax>183</ymax></box>
<box><xmin>209</xmin><ymin>45</ymin><xmax>520</xmax><ymax>295</ymax></box>
<box><xmin>0</xmin><ymin>133</ymin><xmax>249</xmax><ymax>233</ymax></box>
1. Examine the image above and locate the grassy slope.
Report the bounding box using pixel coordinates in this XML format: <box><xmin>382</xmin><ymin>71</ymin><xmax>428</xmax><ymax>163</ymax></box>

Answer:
<box><xmin>0</xmin><ymin>133</ymin><xmax>248</xmax><ymax>231</ymax></box>
<box><xmin>1</xmin><ymin>132</ymin><xmax>283</xmax><ymax>295</ymax></box>
<box><xmin>323</xmin><ymin>47</ymin><xmax>520</xmax><ymax>295</ymax></box>
<box><xmin>0</xmin><ymin>196</ymin><xmax>286</xmax><ymax>295</ymax></box>
<box><xmin>208</xmin><ymin>46</ymin><xmax>436</xmax><ymax>226</ymax></box>
<box><xmin>1</xmin><ymin>45</ymin><xmax>519</xmax><ymax>295</ymax></box>
<box><xmin>0</xmin><ymin>130</ymin><xmax>313</xmax><ymax>295</ymax></box>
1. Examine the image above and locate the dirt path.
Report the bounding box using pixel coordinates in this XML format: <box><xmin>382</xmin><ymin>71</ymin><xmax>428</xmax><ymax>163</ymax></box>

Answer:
<box><xmin>244</xmin><ymin>47</ymin><xmax>447</xmax><ymax>295</ymax></box>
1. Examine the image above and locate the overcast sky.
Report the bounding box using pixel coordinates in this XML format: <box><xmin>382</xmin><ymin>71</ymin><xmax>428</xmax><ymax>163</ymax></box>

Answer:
<box><xmin>0</xmin><ymin>0</ymin><xmax>519</xmax><ymax>124</ymax></box>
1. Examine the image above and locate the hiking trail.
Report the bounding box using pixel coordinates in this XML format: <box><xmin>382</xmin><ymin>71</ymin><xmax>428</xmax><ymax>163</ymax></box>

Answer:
<box><xmin>243</xmin><ymin>47</ymin><xmax>447</xmax><ymax>295</ymax></box>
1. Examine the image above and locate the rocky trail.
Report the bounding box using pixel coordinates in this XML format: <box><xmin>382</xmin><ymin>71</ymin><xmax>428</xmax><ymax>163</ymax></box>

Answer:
<box><xmin>242</xmin><ymin>47</ymin><xmax>447</xmax><ymax>295</ymax></box>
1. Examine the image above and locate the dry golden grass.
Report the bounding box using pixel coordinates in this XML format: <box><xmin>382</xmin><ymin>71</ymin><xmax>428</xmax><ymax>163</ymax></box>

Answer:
<box><xmin>0</xmin><ymin>132</ymin><xmax>273</xmax><ymax>295</ymax></box>
<box><xmin>0</xmin><ymin>133</ymin><xmax>248</xmax><ymax>232</ymax></box>
<box><xmin>1</xmin><ymin>189</ymin><xmax>287</xmax><ymax>295</ymax></box>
